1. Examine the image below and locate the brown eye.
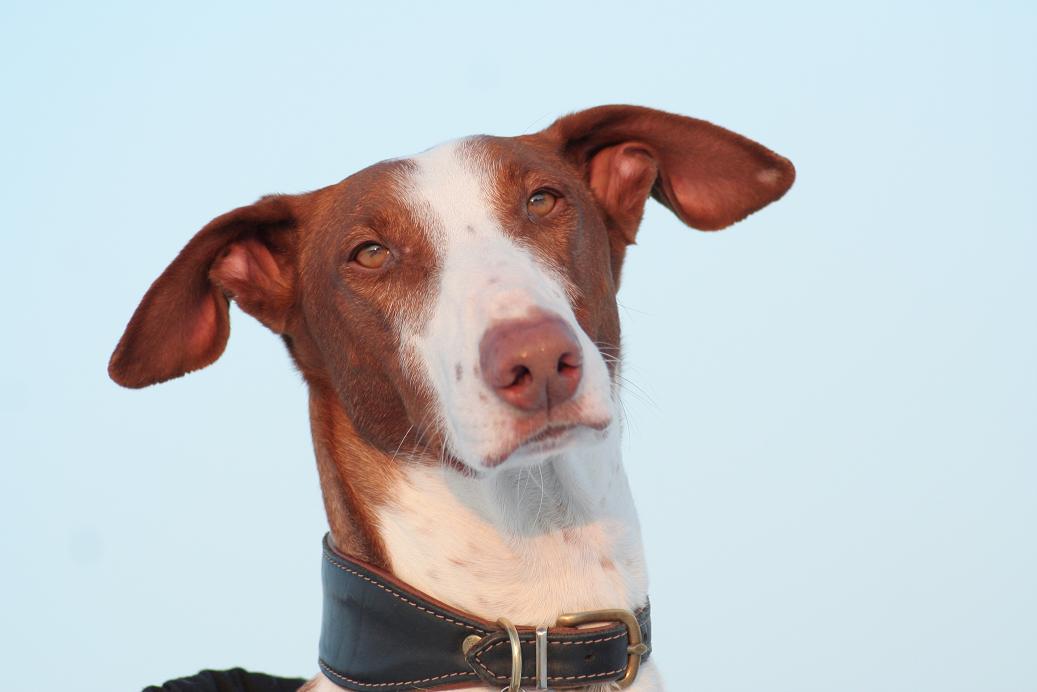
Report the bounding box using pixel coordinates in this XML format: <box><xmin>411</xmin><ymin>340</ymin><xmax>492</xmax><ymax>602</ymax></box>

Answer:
<box><xmin>527</xmin><ymin>190</ymin><xmax>558</xmax><ymax>218</ymax></box>
<box><xmin>352</xmin><ymin>242</ymin><xmax>391</xmax><ymax>269</ymax></box>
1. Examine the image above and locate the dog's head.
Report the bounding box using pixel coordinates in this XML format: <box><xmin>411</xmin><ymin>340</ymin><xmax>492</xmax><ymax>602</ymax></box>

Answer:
<box><xmin>110</xmin><ymin>105</ymin><xmax>793</xmax><ymax>475</ymax></box>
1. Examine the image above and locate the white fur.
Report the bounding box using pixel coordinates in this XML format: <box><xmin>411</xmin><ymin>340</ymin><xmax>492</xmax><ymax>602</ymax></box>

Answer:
<box><xmin>399</xmin><ymin>139</ymin><xmax>614</xmax><ymax>469</ymax></box>
<box><xmin>382</xmin><ymin>427</ymin><xmax>643</xmax><ymax>619</ymax></box>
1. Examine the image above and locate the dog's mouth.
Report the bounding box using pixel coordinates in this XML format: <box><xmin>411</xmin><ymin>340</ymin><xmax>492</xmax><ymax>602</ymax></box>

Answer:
<box><xmin>481</xmin><ymin>419</ymin><xmax>611</xmax><ymax>468</ymax></box>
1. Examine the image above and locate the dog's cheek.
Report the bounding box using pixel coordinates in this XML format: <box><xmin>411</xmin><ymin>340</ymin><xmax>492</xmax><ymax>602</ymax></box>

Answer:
<box><xmin>331</xmin><ymin>330</ymin><xmax>443</xmax><ymax>457</ymax></box>
<box><xmin>339</xmin><ymin>371</ymin><xmax>412</xmax><ymax>452</ymax></box>
<box><xmin>297</xmin><ymin>299</ymin><xmax>409</xmax><ymax>452</ymax></box>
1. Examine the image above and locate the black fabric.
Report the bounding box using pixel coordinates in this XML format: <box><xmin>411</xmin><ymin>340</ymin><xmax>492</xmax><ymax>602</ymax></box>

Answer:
<box><xmin>142</xmin><ymin>668</ymin><xmax>306</xmax><ymax>692</ymax></box>
<box><xmin>319</xmin><ymin>534</ymin><xmax>651</xmax><ymax>690</ymax></box>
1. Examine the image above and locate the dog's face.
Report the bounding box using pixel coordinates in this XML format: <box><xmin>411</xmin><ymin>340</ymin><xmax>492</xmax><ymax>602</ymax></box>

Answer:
<box><xmin>304</xmin><ymin>137</ymin><xmax>621</xmax><ymax>472</ymax></box>
<box><xmin>109</xmin><ymin>106</ymin><xmax>793</xmax><ymax>475</ymax></box>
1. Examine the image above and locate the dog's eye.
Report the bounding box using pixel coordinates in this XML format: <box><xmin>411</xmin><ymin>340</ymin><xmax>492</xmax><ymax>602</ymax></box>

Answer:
<box><xmin>527</xmin><ymin>190</ymin><xmax>558</xmax><ymax>218</ymax></box>
<box><xmin>351</xmin><ymin>242</ymin><xmax>391</xmax><ymax>269</ymax></box>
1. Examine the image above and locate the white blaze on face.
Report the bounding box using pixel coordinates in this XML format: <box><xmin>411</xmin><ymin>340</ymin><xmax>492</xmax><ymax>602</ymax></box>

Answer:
<box><xmin>400</xmin><ymin>139</ymin><xmax>614</xmax><ymax>470</ymax></box>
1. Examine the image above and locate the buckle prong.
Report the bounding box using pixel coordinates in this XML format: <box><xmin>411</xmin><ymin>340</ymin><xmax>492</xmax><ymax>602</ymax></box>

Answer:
<box><xmin>534</xmin><ymin>625</ymin><xmax>548</xmax><ymax>689</ymax></box>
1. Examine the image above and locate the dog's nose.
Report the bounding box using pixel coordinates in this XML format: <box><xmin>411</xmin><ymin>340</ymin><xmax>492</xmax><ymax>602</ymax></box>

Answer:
<box><xmin>479</xmin><ymin>314</ymin><xmax>583</xmax><ymax>412</ymax></box>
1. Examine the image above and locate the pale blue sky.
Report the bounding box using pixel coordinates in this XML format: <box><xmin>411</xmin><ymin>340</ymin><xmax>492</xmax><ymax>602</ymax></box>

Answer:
<box><xmin>2</xmin><ymin>2</ymin><xmax>1034</xmax><ymax>691</ymax></box>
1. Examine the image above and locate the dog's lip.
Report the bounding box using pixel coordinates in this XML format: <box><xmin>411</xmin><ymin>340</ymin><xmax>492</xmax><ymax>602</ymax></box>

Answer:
<box><xmin>482</xmin><ymin>418</ymin><xmax>611</xmax><ymax>468</ymax></box>
<box><xmin>527</xmin><ymin>423</ymin><xmax>578</xmax><ymax>444</ymax></box>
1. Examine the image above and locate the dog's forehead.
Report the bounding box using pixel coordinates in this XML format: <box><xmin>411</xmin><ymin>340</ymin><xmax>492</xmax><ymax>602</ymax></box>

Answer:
<box><xmin>400</xmin><ymin>137</ymin><xmax>498</xmax><ymax>235</ymax></box>
<box><xmin>326</xmin><ymin>135</ymin><xmax>560</xmax><ymax>249</ymax></box>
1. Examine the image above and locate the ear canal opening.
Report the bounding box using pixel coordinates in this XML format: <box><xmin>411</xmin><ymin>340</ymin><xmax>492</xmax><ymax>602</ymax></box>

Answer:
<box><xmin>209</xmin><ymin>231</ymin><xmax>296</xmax><ymax>334</ymax></box>
<box><xmin>586</xmin><ymin>142</ymin><xmax>660</xmax><ymax>244</ymax></box>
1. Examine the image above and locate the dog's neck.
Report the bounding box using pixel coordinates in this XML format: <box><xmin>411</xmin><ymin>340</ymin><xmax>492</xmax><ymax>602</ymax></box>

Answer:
<box><xmin>308</xmin><ymin>383</ymin><xmax>648</xmax><ymax>625</ymax></box>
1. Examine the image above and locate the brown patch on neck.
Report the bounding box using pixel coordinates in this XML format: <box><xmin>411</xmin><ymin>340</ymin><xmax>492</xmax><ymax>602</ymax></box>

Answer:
<box><xmin>307</xmin><ymin>379</ymin><xmax>400</xmax><ymax>568</ymax></box>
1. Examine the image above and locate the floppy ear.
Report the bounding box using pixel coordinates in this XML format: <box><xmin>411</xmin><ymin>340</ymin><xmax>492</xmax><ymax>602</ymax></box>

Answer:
<box><xmin>542</xmin><ymin>104</ymin><xmax>795</xmax><ymax>241</ymax></box>
<box><xmin>108</xmin><ymin>195</ymin><xmax>298</xmax><ymax>389</ymax></box>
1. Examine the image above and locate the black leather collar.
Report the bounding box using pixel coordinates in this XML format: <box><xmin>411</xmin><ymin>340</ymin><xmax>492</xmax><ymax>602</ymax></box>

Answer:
<box><xmin>319</xmin><ymin>534</ymin><xmax>652</xmax><ymax>690</ymax></box>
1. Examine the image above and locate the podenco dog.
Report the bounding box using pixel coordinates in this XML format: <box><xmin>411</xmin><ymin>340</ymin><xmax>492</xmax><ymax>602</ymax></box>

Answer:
<box><xmin>110</xmin><ymin>105</ymin><xmax>794</xmax><ymax>691</ymax></box>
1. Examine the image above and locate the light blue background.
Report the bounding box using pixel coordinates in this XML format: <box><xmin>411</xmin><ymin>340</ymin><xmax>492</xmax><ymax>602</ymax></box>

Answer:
<box><xmin>2</xmin><ymin>2</ymin><xmax>1034</xmax><ymax>691</ymax></box>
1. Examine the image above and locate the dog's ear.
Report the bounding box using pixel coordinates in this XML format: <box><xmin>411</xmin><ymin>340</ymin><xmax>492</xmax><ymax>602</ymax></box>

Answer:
<box><xmin>542</xmin><ymin>105</ymin><xmax>795</xmax><ymax>242</ymax></box>
<box><xmin>109</xmin><ymin>195</ymin><xmax>299</xmax><ymax>388</ymax></box>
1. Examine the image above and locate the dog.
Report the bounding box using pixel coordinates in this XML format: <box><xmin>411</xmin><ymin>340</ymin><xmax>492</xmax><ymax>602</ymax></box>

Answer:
<box><xmin>110</xmin><ymin>105</ymin><xmax>794</xmax><ymax>691</ymax></box>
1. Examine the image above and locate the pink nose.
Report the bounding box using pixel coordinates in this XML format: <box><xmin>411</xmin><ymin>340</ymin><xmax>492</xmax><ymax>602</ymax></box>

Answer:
<box><xmin>479</xmin><ymin>314</ymin><xmax>583</xmax><ymax>412</ymax></box>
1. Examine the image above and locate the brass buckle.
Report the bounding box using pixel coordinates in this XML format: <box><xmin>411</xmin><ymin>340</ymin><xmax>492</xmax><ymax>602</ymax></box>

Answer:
<box><xmin>555</xmin><ymin>608</ymin><xmax>649</xmax><ymax>689</ymax></box>
<box><xmin>461</xmin><ymin>609</ymin><xmax>647</xmax><ymax>690</ymax></box>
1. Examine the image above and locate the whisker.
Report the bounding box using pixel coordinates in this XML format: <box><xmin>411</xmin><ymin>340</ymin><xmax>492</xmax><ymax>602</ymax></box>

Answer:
<box><xmin>615</xmin><ymin>375</ymin><xmax>658</xmax><ymax>410</ymax></box>
<box><xmin>616</xmin><ymin>300</ymin><xmax>653</xmax><ymax>317</ymax></box>
<box><xmin>534</xmin><ymin>464</ymin><xmax>546</xmax><ymax>526</ymax></box>
<box><xmin>388</xmin><ymin>424</ymin><xmax>415</xmax><ymax>464</ymax></box>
